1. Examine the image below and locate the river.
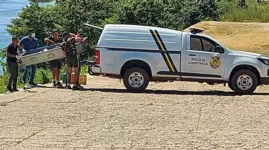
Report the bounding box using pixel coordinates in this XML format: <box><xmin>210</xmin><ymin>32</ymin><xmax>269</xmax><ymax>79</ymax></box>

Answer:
<box><xmin>0</xmin><ymin>0</ymin><xmax>54</xmax><ymax>75</ymax></box>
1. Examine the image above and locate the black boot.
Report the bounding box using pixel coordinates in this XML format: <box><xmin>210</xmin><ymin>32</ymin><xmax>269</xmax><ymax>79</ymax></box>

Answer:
<box><xmin>7</xmin><ymin>86</ymin><xmax>13</xmax><ymax>93</ymax></box>
<box><xmin>13</xmin><ymin>87</ymin><xmax>19</xmax><ymax>92</ymax></box>
<box><xmin>56</xmin><ymin>82</ymin><xmax>63</xmax><ymax>88</ymax></box>
<box><xmin>53</xmin><ymin>80</ymin><xmax>56</xmax><ymax>87</ymax></box>
<box><xmin>29</xmin><ymin>82</ymin><xmax>38</xmax><ymax>86</ymax></box>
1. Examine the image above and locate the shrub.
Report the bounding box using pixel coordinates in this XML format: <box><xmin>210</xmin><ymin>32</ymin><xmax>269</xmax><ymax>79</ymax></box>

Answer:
<box><xmin>220</xmin><ymin>0</ymin><xmax>269</xmax><ymax>22</ymax></box>
<box><xmin>0</xmin><ymin>68</ymin><xmax>52</xmax><ymax>94</ymax></box>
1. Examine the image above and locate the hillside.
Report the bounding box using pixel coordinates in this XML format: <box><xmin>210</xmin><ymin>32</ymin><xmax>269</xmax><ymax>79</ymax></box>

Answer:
<box><xmin>185</xmin><ymin>21</ymin><xmax>269</xmax><ymax>56</ymax></box>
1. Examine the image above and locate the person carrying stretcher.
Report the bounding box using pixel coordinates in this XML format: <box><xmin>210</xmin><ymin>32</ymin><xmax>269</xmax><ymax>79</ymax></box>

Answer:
<box><xmin>61</xmin><ymin>32</ymin><xmax>83</xmax><ymax>90</ymax></box>
<box><xmin>44</xmin><ymin>29</ymin><xmax>63</xmax><ymax>88</ymax></box>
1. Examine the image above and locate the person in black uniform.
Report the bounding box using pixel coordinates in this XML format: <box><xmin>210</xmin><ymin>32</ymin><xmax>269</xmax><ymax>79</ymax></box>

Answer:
<box><xmin>6</xmin><ymin>36</ymin><xmax>20</xmax><ymax>92</ymax></box>
<box><xmin>44</xmin><ymin>29</ymin><xmax>63</xmax><ymax>87</ymax></box>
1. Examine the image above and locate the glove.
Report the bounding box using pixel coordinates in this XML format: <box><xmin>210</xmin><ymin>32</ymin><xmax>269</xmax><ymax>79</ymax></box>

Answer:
<box><xmin>15</xmin><ymin>55</ymin><xmax>21</xmax><ymax>60</ymax></box>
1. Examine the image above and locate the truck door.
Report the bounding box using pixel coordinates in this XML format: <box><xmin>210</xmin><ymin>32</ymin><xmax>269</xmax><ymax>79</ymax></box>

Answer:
<box><xmin>184</xmin><ymin>35</ymin><xmax>226</xmax><ymax>80</ymax></box>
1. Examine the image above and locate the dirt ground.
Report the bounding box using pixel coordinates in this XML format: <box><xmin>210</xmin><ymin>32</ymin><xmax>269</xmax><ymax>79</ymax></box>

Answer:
<box><xmin>186</xmin><ymin>21</ymin><xmax>269</xmax><ymax>56</ymax></box>
<box><xmin>1</xmin><ymin>75</ymin><xmax>269</xmax><ymax>149</ymax></box>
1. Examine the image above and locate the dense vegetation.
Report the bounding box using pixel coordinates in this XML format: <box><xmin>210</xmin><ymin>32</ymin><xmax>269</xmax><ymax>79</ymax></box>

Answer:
<box><xmin>2</xmin><ymin>0</ymin><xmax>268</xmax><ymax>50</ymax></box>
<box><xmin>219</xmin><ymin>0</ymin><xmax>269</xmax><ymax>22</ymax></box>
<box><xmin>1</xmin><ymin>0</ymin><xmax>269</xmax><ymax>93</ymax></box>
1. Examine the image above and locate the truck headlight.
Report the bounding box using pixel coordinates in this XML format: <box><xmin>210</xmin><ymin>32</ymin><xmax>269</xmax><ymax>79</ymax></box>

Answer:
<box><xmin>258</xmin><ymin>56</ymin><xmax>269</xmax><ymax>65</ymax></box>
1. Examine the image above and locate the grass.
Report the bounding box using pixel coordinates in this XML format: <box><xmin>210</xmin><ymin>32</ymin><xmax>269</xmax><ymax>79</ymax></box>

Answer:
<box><xmin>185</xmin><ymin>21</ymin><xmax>269</xmax><ymax>56</ymax></box>
<box><xmin>0</xmin><ymin>65</ymin><xmax>88</xmax><ymax>94</ymax></box>
<box><xmin>0</xmin><ymin>68</ymin><xmax>52</xmax><ymax>94</ymax></box>
<box><xmin>219</xmin><ymin>0</ymin><xmax>269</xmax><ymax>23</ymax></box>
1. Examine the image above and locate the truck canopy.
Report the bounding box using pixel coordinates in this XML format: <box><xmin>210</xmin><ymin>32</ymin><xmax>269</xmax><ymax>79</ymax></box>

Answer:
<box><xmin>97</xmin><ymin>24</ymin><xmax>183</xmax><ymax>52</ymax></box>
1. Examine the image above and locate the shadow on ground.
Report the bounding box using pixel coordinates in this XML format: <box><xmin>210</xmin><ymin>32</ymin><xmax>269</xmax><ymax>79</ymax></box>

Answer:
<box><xmin>23</xmin><ymin>85</ymin><xmax>58</xmax><ymax>89</ymax></box>
<box><xmin>20</xmin><ymin>85</ymin><xmax>269</xmax><ymax>96</ymax></box>
<box><xmin>82</xmin><ymin>88</ymin><xmax>269</xmax><ymax>96</ymax></box>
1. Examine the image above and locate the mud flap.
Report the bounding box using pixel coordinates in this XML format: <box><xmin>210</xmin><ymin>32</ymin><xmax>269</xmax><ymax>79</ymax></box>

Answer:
<box><xmin>88</xmin><ymin>61</ymin><xmax>102</xmax><ymax>76</ymax></box>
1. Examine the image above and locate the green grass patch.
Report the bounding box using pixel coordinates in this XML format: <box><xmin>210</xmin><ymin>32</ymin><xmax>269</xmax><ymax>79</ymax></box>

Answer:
<box><xmin>220</xmin><ymin>0</ymin><xmax>269</xmax><ymax>22</ymax></box>
<box><xmin>0</xmin><ymin>65</ymin><xmax>88</xmax><ymax>94</ymax></box>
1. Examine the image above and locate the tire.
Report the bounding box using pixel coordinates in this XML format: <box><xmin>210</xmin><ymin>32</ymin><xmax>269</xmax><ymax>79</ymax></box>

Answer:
<box><xmin>228</xmin><ymin>82</ymin><xmax>234</xmax><ymax>91</ymax></box>
<box><xmin>123</xmin><ymin>67</ymin><xmax>149</xmax><ymax>92</ymax></box>
<box><xmin>230</xmin><ymin>69</ymin><xmax>258</xmax><ymax>94</ymax></box>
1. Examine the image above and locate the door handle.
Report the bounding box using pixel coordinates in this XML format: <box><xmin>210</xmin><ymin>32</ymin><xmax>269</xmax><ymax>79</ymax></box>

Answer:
<box><xmin>188</xmin><ymin>54</ymin><xmax>196</xmax><ymax>57</ymax></box>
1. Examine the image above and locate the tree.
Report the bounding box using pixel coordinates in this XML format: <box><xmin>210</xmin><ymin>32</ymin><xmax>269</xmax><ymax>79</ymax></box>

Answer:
<box><xmin>238</xmin><ymin>0</ymin><xmax>247</xmax><ymax>8</ymax></box>
<box><xmin>7</xmin><ymin>3</ymin><xmax>62</xmax><ymax>46</ymax></box>
<box><xmin>7</xmin><ymin>0</ymin><xmax>116</xmax><ymax>48</ymax></box>
<box><xmin>105</xmin><ymin>0</ymin><xmax>219</xmax><ymax>30</ymax></box>
<box><xmin>3</xmin><ymin>0</ymin><xmax>221</xmax><ymax>63</ymax></box>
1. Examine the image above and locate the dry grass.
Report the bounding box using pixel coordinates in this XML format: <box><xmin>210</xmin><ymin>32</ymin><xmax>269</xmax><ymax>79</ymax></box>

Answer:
<box><xmin>185</xmin><ymin>21</ymin><xmax>269</xmax><ymax>56</ymax></box>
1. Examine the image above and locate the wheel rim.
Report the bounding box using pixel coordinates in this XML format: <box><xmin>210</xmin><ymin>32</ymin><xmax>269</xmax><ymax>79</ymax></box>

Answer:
<box><xmin>128</xmin><ymin>72</ymin><xmax>144</xmax><ymax>88</ymax></box>
<box><xmin>236</xmin><ymin>74</ymin><xmax>253</xmax><ymax>91</ymax></box>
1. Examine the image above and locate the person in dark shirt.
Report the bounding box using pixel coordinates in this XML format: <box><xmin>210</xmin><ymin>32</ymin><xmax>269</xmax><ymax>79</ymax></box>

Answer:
<box><xmin>44</xmin><ymin>29</ymin><xmax>63</xmax><ymax>88</ymax></box>
<box><xmin>61</xmin><ymin>32</ymin><xmax>83</xmax><ymax>90</ymax></box>
<box><xmin>6</xmin><ymin>36</ymin><xmax>20</xmax><ymax>92</ymax></box>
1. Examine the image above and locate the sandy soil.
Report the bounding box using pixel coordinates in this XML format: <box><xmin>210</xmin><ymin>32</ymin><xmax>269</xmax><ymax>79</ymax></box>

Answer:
<box><xmin>185</xmin><ymin>21</ymin><xmax>269</xmax><ymax>56</ymax></box>
<box><xmin>1</xmin><ymin>75</ymin><xmax>269</xmax><ymax>149</ymax></box>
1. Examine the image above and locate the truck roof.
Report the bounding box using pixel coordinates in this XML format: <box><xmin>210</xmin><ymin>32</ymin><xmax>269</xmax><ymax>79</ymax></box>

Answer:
<box><xmin>104</xmin><ymin>24</ymin><xmax>183</xmax><ymax>33</ymax></box>
<box><xmin>97</xmin><ymin>24</ymin><xmax>185</xmax><ymax>51</ymax></box>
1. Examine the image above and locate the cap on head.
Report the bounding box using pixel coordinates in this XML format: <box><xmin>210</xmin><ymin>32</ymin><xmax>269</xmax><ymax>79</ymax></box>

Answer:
<box><xmin>28</xmin><ymin>28</ymin><xmax>35</xmax><ymax>33</ymax></box>
<box><xmin>62</xmin><ymin>31</ymin><xmax>69</xmax><ymax>38</ymax></box>
<box><xmin>12</xmin><ymin>36</ymin><xmax>18</xmax><ymax>41</ymax></box>
<box><xmin>52</xmin><ymin>29</ymin><xmax>59</xmax><ymax>34</ymax></box>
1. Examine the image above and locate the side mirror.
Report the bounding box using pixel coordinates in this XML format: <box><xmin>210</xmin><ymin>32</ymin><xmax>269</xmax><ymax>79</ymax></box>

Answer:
<box><xmin>215</xmin><ymin>46</ymin><xmax>225</xmax><ymax>53</ymax></box>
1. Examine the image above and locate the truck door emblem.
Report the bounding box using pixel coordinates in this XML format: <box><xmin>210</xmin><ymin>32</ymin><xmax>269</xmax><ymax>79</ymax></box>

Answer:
<box><xmin>210</xmin><ymin>56</ymin><xmax>221</xmax><ymax>69</ymax></box>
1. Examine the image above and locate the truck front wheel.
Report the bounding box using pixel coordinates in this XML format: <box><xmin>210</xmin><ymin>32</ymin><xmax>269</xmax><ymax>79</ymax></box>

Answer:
<box><xmin>123</xmin><ymin>67</ymin><xmax>149</xmax><ymax>92</ymax></box>
<box><xmin>230</xmin><ymin>69</ymin><xmax>258</xmax><ymax>94</ymax></box>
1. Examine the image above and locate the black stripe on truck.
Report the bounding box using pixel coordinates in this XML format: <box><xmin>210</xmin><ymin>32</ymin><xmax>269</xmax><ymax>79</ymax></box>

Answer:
<box><xmin>155</xmin><ymin>30</ymin><xmax>178</xmax><ymax>72</ymax></box>
<box><xmin>157</xmin><ymin>71</ymin><xmax>222</xmax><ymax>78</ymax></box>
<box><xmin>150</xmin><ymin>29</ymin><xmax>178</xmax><ymax>72</ymax></box>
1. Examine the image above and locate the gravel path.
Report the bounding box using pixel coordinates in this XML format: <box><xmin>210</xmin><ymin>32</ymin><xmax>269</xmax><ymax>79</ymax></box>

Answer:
<box><xmin>1</xmin><ymin>76</ymin><xmax>269</xmax><ymax>149</ymax></box>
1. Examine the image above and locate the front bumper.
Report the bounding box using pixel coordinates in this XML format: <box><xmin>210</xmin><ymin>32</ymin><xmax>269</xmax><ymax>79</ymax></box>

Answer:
<box><xmin>260</xmin><ymin>77</ymin><xmax>269</xmax><ymax>85</ymax></box>
<box><xmin>88</xmin><ymin>61</ymin><xmax>102</xmax><ymax>76</ymax></box>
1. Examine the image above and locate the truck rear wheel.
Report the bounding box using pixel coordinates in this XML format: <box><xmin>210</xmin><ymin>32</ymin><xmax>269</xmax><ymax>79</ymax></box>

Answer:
<box><xmin>123</xmin><ymin>67</ymin><xmax>149</xmax><ymax>92</ymax></box>
<box><xmin>230</xmin><ymin>69</ymin><xmax>258</xmax><ymax>94</ymax></box>
<box><xmin>228</xmin><ymin>82</ymin><xmax>234</xmax><ymax>91</ymax></box>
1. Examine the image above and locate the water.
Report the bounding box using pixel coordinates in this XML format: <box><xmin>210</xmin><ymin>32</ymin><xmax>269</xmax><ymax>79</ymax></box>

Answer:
<box><xmin>0</xmin><ymin>0</ymin><xmax>54</xmax><ymax>75</ymax></box>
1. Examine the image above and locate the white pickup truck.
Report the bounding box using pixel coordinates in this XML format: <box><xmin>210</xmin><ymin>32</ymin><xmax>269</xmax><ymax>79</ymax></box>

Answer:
<box><xmin>88</xmin><ymin>24</ymin><xmax>269</xmax><ymax>94</ymax></box>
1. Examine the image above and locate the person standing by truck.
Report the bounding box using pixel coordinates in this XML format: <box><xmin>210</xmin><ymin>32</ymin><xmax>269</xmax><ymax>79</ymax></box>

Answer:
<box><xmin>6</xmin><ymin>36</ymin><xmax>20</xmax><ymax>92</ymax></box>
<box><xmin>69</xmin><ymin>29</ymin><xmax>86</xmax><ymax>84</ymax></box>
<box><xmin>61</xmin><ymin>32</ymin><xmax>83</xmax><ymax>90</ymax></box>
<box><xmin>19</xmin><ymin>29</ymin><xmax>38</xmax><ymax>86</ymax></box>
<box><xmin>44</xmin><ymin>29</ymin><xmax>63</xmax><ymax>88</ymax></box>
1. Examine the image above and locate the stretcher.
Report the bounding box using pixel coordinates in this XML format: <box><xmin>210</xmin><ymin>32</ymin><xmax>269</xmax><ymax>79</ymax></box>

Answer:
<box><xmin>17</xmin><ymin>38</ymin><xmax>89</xmax><ymax>90</ymax></box>
<box><xmin>19</xmin><ymin>44</ymin><xmax>64</xmax><ymax>66</ymax></box>
<box><xmin>18</xmin><ymin>38</ymin><xmax>88</xmax><ymax>66</ymax></box>
<box><xmin>75</xmin><ymin>37</ymin><xmax>88</xmax><ymax>54</ymax></box>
